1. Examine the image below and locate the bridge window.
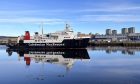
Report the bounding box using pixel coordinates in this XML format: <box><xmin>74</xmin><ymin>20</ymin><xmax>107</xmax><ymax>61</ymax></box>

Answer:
<box><xmin>46</xmin><ymin>34</ymin><xmax>50</xmax><ymax>37</ymax></box>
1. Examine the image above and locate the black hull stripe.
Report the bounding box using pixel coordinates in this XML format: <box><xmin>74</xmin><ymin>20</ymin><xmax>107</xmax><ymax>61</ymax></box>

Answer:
<box><xmin>7</xmin><ymin>38</ymin><xmax>90</xmax><ymax>49</ymax></box>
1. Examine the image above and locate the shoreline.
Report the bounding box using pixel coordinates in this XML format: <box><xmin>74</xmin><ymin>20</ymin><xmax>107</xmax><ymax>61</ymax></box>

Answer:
<box><xmin>88</xmin><ymin>42</ymin><xmax>140</xmax><ymax>47</ymax></box>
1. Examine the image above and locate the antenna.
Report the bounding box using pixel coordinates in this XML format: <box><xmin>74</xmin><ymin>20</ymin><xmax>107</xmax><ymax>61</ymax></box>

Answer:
<box><xmin>65</xmin><ymin>21</ymin><xmax>70</xmax><ymax>29</ymax></box>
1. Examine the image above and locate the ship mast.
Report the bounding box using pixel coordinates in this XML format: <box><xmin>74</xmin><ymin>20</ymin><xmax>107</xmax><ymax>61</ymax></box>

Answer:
<box><xmin>66</xmin><ymin>23</ymin><xmax>68</xmax><ymax>29</ymax></box>
<box><xmin>41</xmin><ymin>22</ymin><xmax>44</xmax><ymax>35</ymax></box>
<box><xmin>65</xmin><ymin>21</ymin><xmax>70</xmax><ymax>29</ymax></box>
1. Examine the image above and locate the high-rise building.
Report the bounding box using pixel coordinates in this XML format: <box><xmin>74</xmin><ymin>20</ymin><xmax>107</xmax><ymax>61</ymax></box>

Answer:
<box><xmin>106</xmin><ymin>29</ymin><xmax>112</xmax><ymax>35</ymax></box>
<box><xmin>122</xmin><ymin>28</ymin><xmax>128</xmax><ymax>34</ymax></box>
<box><xmin>128</xmin><ymin>27</ymin><xmax>135</xmax><ymax>34</ymax></box>
<box><xmin>112</xmin><ymin>30</ymin><xmax>117</xmax><ymax>35</ymax></box>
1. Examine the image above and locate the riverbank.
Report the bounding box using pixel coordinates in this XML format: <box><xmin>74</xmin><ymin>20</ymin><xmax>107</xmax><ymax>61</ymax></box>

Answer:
<box><xmin>0</xmin><ymin>36</ymin><xmax>17</xmax><ymax>45</ymax></box>
<box><xmin>88</xmin><ymin>41</ymin><xmax>140</xmax><ymax>47</ymax></box>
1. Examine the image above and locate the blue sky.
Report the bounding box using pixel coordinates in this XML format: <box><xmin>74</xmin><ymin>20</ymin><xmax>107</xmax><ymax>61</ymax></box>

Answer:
<box><xmin>0</xmin><ymin>0</ymin><xmax>140</xmax><ymax>36</ymax></box>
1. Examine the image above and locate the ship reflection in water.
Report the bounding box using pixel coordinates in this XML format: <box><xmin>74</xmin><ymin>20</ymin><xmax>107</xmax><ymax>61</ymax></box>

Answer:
<box><xmin>6</xmin><ymin>48</ymin><xmax>90</xmax><ymax>71</ymax></box>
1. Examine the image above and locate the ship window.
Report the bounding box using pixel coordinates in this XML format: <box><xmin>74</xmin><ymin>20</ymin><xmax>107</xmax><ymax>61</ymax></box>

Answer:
<box><xmin>64</xmin><ymin>37</ymin><xmax>70</xmax><ymax>38</ymax></box>
<box><xmin>46</xmin><ymin>34</ymin><xmax>50</xmax><ymax>37</ymax></box>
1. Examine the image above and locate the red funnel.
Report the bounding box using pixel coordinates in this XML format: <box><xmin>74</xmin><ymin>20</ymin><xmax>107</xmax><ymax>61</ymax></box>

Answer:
<box><xmin>24</xmin><ymin>31</ymin><xmax>30</xmax><ymax>40</ymax></box>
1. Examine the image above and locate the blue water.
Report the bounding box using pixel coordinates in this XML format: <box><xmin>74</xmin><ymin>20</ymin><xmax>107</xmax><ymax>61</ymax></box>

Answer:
<box><xmin>0</xmin><ymin>46</ymin><xmax>140</xmax><ymax>84</ymax></box>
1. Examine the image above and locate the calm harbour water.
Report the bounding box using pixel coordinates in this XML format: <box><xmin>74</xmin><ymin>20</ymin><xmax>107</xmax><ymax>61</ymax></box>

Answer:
<box><xmin>0</xmin><ymin>45</ymin><xmax>140</xmax><ymax>84</ymax></box>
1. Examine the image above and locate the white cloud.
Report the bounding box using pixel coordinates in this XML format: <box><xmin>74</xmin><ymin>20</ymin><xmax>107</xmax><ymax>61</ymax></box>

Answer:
<box><xmin>80</xmin><ymin>6</ymin><xmax>140</xmax><ymax>12</ymax></box>
<box><xmin>0</xmin><ymin>18</ymin><xmax>65</xmax><ymax>24</ymax></box>
<box><xmin>0</xmin><ymin>3</ymin><xmax>140</xmax><ymax>24</ymax></box>
<box><xmin>81</xmin><ymin>1</ymin><xmax>140</xmax><ymax>12</ymax></box>
<box><xmin>0</xmin><ymin>14</ymin><xmax>139</xmax><ymax>24</ymax></box>
<box><xmin>0</xmin><ymin>5</ymin><xmax>140</xmax><ymax>17</ymax></box>
<box><xmin>78</xmin><ymin>15</ymin><xmax>140</xmax><ymax>22</ymax></box>
<box><xmin>0</xmin><ymin>10</ymin><xmax>65</xmax><ymax>17</ymax></box>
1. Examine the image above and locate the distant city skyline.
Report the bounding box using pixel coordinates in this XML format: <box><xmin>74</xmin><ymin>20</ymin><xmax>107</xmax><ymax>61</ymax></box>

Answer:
<box><xmin>0</xmin><ymin>0</ymin><xmax>140</xmax><ymax>36</ymax></box>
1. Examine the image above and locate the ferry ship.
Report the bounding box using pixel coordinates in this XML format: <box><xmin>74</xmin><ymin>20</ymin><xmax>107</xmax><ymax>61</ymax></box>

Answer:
<box><xmin>7</xmin><ymin>24</ymin><xmax>90</xmax><ymax>49</ymax></box>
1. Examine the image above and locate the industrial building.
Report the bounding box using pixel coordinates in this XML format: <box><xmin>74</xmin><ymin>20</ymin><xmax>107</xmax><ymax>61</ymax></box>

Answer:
<box><xmin>94</xmin><ymin>34</ymin><xmax>128</xmax><ymax>42</ymax></box>
<box><xmin>128</xmin><ymin>33</ymin><xmax>140</xmax><ymax>40</ymax></box>
<box><xmin>93</xmin><ymin>33</ymin><xmax>140</xmax><ymax>42</ymax></box>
